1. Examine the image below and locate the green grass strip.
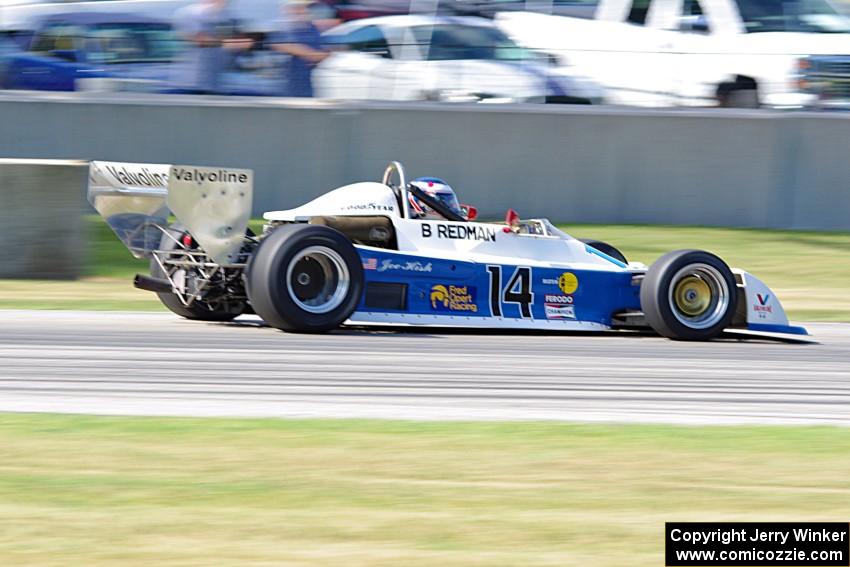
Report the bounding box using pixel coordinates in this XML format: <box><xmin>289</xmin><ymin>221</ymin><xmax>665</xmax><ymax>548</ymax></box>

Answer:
<box><xmin>0</xmin><ymin>414</ymin><xmax>848</xmax><ymax>566</ymax></box>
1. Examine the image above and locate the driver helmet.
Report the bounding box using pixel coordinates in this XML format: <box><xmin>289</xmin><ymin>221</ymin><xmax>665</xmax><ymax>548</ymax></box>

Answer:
<box><xmin>408</xmin><ymin>177</ymin><xmax>463</xmax><ymax>220</ymax></box>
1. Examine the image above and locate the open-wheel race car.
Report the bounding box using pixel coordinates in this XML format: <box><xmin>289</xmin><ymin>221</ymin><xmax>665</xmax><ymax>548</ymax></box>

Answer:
<box><xmin>88</xmin><ymin>160</ymin><xmax>808</xmax><ymax>340</ymax></box>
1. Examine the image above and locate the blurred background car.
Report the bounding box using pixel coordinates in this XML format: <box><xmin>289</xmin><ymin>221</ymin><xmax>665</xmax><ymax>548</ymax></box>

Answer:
<box><xmin>0</xmin><ymin>10</ymin><xmax>282</xmax><ymax>94</ymax></box>
<box><xmin>2</xmin><ymin>0</ymin><xmax>850</xmax><ymax>107</ymax></box>
<box><xmin>0</xmin><ymin>0</ymin><xmax>279</xmax><ymax>34</ymax></box>
<box><xmin>449</xmin><ymin>0</ymin><xmax>598</xmax><ymax>18</ymax></box>
<box><xmin>324</xmin><ymin>0</ymin><xmax>414</xmax><ymax>21</ymax></box>
<box><xmin>316</xmin><ymin>14</ymin><xmax>605</xmax><ymax>103</ymax></box>
<box><xmin>799</xmin><ymin>54</ymin><xmax>850</xmax><ymax>109</ymax></box>
<box><xmin>497</xmin><ymin>0</ymin><xmax>850</xmax><ymax>108</ymax></box>
<box><xmin>0</xmin><ymin>12</ymin><xmax>177</xmax><ymax>92</ymax></box>
<box><xmin>327</xmin><ymin>0</ymin><xmax>599</xmax><ymax>21</ymax></box>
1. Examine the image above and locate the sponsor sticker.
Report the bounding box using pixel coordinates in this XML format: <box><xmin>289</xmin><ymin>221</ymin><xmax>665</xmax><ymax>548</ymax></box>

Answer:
<box><xmin>342</xmin><ymin>202</ymin><xmax>395</xmax><ymax>212</ymax></box>
<box><xmin>421</xmin><ymin>223</ymin><xmax>496</xmax><ymax>242</ymax></box>
<box><xmin>362</xmin><ymin>258</ymin><xmax>377</xmax><ymax>270</ymax></box>
<box><xmin>102</xmin><ymin>163</ymin><xmax>168</xmax><ymax>188</ymax></box>
<box><xmin>544</xmin><ymin>294</ymin><xmax>573</xmax><ymax>304</ymax></box>
<box><xmin>753</xmin><ymin>293</ymin><xmax>773</xmax><ymax>318</ymax></box>
<box><xmin>430</xmin><ymin>284</ymin><xmax>478</xmax><ymax>313</ymax></box>
<box><xmin>545</xmin><ymin>303</ymin><xmax>576</xmax><ymax>320</ymax></box>
<box><xmin>558</xmin><ymin>272</ymin><xmax>579</xmax><ymax>294</ymax></box>
<box><xmin>171</xmin><ymin>167</ymin><xmax>248</xmax><ymax>185</ymax></box>
<box><xmin>377</xmin><ymin>259</ymin><xmax>433</xmax><ymax>273</ymax></box>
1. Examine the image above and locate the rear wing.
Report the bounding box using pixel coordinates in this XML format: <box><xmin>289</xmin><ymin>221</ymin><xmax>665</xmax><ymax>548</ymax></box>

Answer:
<box><xmin>87</xmin><ymin>160</ymin><xmax>253</xmax><ymax>265</ymax></box>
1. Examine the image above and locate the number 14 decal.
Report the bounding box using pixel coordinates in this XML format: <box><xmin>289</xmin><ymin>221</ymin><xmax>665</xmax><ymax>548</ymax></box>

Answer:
<box><xmin>487</xmin><ymin>265</ymin><xmax>534</xmax><ymax>319</ymax></box>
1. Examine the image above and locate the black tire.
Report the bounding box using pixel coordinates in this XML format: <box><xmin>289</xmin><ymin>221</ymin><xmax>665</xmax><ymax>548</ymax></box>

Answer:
<box><xmin>716</xmin><ymin>76</ymin><xmax>760</xmax><ymax>108</ymax></box>
<box><xmin>246</xmin><ymin>224</ymin><xmax>363</xmax><ymax>333</ymax></box>
<box><xmin>149</xmin><ymin>224</ymin><xmax>244</xmax><ymax>321</ymax></box>
<box><xmin>640</xmin><ymin>249</ymin><xmax>737</xmax><ymax>341</ymax></box>
<box><xmin>580</xmin><ymin>239</ymin><xmax>628</xmax><ymax>264</ymax></box>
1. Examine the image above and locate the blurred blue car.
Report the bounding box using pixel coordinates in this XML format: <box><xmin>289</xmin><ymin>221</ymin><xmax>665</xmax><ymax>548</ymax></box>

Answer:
<box><xmin>0</xmin><ymin>12</ymin><xmax>178</xmax><ymax>92</ymax></box>
<box><xmin>0</xmin><ymin>11</ymin><xmax>281</xmax><ymax>95</ymax></box>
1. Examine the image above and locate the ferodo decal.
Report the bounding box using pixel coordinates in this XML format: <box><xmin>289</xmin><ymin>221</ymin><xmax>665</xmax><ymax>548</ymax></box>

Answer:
<box><xmin>544</xmin><ymin>292</ymin><xmax>575</xmax><ymax>320</ymax></box>
<box><xmin>430</xmin><ymin>285</ymin><xmax>478</xmax><ymax>313</ymax></box>
<box><xmin>421</xmin><ymin>223</ymin><xmax>497</xmax><ymax>242</ymax></box>
<box><xmin>558</xmin><ymin>272</ymin><xmax>579</xmax><ymax>294</ymax></box>
<box><xmin>544</xmin><ymin>294</ymin><xmax>573</xmax><ymax>304</ymax></box>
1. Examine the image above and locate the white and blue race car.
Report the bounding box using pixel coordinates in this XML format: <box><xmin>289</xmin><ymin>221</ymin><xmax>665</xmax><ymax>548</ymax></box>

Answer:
<box><xmin>88</xmin><ymin>160</ymin><xmax>808</xmax><ymax>341</ymax></box>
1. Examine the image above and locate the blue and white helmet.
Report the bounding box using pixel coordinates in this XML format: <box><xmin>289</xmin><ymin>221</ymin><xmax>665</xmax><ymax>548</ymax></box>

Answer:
<box><xmin>408</xmin><ymin>177</ymin><xmax>462</xmax><ymax>220</ymax></box>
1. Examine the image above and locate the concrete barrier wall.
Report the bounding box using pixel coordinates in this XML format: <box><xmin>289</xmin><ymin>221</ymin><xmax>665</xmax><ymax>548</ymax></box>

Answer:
<box><xmin>0</xmin><ymin>159</ymin><xmax>87</xmax><ymax>278</ymax></box>
<box><xmin>0</xmin><ymin>92</ymin><xmax>848</xmax><ymax>231</ymax></box>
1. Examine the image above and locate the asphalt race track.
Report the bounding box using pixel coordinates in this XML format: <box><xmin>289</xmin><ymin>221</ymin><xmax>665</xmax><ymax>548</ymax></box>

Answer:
<box><xmin>0</xmin><ymin>310</ymin><xmax>848</xmax><ymax>425</ymax></box>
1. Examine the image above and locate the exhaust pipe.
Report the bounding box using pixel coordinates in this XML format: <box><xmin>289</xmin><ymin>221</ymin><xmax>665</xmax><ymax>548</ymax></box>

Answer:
<box><xmin>133</xmin><ymin>274</ymin><xmax>173</xmax><ymax>294</ymax></box>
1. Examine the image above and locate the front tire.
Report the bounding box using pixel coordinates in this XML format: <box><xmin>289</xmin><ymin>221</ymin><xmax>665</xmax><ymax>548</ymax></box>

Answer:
<box><xmin>640</xmin><ymin>250</ymin><xmax>737</xmax><ymax>340</ymax></box>
<box><xmin>246</xmin><ymin>224</ymin><xmax>364</xmax><ymax>332</ymax></box>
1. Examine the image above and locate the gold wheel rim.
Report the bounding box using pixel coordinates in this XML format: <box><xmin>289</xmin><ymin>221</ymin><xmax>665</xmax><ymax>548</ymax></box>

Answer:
<box><xmin>673</xmin><ymin>275</ymin><xmax>711</xmax><ymax>317</ymax></box>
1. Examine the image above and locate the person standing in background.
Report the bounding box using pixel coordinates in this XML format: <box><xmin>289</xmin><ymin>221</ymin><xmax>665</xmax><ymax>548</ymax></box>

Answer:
<box><xmin>269</xmin><ymin>0</ymin><xmax>334</xmax><ymax>98</ymax></box>
<box><xmin>171</xmin><ymin>0</ymin><xmax>253</xmax><ymax>94</ymax></box>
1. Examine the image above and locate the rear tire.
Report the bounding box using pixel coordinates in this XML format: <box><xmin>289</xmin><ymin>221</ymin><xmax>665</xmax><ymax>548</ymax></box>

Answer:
<box><xmin>246</xmin><ymin>224</ymin><xmax>363</xmax><ymax>332</ymax></box>
<box><xmin>150</xmin><ymin>224</ymin><xmax>244</xmax><ymax>321</ymax></box>
<box><xmin>580</xmin><ymin>238</ymin><xmax>627</xmax><ymax>264</ymax></box>
<box><xmin>640</xmin><ymin>249</ymin><xmax>737</xmax><ymax>340</ymax></box>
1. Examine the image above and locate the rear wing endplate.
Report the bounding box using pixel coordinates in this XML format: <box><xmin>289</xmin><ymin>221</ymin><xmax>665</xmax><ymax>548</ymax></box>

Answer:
<box><xmin>87</xmin><ymin>160</ymin><xmax>253</xmax><ymax>265</ymax></box>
